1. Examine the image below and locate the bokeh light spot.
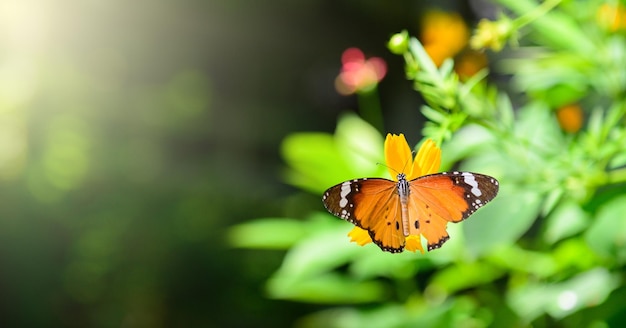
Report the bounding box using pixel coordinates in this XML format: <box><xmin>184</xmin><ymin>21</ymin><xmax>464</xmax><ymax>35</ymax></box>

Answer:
<box><xmin>43</xmin><ymin>115</ymin><xmax>91</xmax><ymax>191</ymax></box>
<box><xmin>557</xmin><ymin>290</ymin><xmax>578</xmax><ymax>311</ymax></box>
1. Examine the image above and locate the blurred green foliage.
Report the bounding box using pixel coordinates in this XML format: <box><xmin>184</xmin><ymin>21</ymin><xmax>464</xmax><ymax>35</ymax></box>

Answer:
<box><xmin>0</xmin><ymin>1</ymin><xmax>344</xmax><ymax>326</ymax></box>
<box><xmin>233</xmin><ymin>0</ymin><xmax>626</xmax><ymax>327</ymax></box>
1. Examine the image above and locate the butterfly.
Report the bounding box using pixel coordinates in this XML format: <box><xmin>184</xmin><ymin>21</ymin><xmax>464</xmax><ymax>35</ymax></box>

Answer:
<box><xmin>322</xmin><ymin>171</ymin><xmax>499</xmax><ymax>253</ymax></box>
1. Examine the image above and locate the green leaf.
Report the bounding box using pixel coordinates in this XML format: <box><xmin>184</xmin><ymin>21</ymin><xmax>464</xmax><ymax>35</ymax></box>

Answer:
<box><xmin>409</xmin><ymin>37</ymin><xmax>438</xmax><ymax>76</ymax></box>
<box><xmin>543</xmin><ymin>199</ymin><xmax>589</xmax><ymax>244</ymax></box>
<box><xmin>459</xmin><ymin>69</ymin><xmax>488</xmax><ymax>97</ymax></box>
<box><xmin>507</xmin><ymin>268</ymin><xmax>620</xmax><ymax>321</ymax></box>
<box><xmin>552</xmin><ymin>238</ymin><xmax>596</xmax><ymax>272</ymax></box>
<box><xmin>463</xmin><ymin>185</ymin><xmax>542</xmax><ymax>257</ymax></box>
<box><xmin>496</xmin><ymin>92</ymin><xmax>515</xmax><ymax>130</ymax></box>
<box><xmin>267</xmin><ymin>271</ymin><xmax>385</xmax><ymax>304</ymax></box>
<box><xmin>438</xmin><ymin>58</ymin><xmax>455</xmax><ymax>78</ymax></box>
<box><xmin>514</xmin><ymin>103</ymin><xmax>564</xmax><ymax>157</ymax></box>
<box><xmin>440</xmin><ymin>124</ymin><xmax>495</xmax><ymax>169</ymax></box>
<box><xmin>610</xmin><ymin>150</ymin><xmax>626</xmax><ymax>169</ymax></box>
<box><xmin>265</xmin><ymin>215</ymin><xmax>388</xmax><ymax>303</ymax></box>
<box><xmin>486</xmin><ymin>244</ymin><xmax>557</xmax><ymax>277</ymax></box>
<box><xmin>429</xmin><ymin>261</ymin><xmax>505</xmax><ymax>294</ymax></box>
<box><xmin>280</xmin><ymin>113</ymin><xmax>385</xmax><ymax>193</ymax></box>
<box><xmin>270</xmin><ymin>217</ymin><xmax>358</xmax><ymax>277</ymax></box>
<box><xmin>228</xmin><ymin>218</ymin><xmax>307</xmax><ymax>249</ymax></box>
<box><xmin>585</xmin><ymin>195</ymin><xmax>626</xmax><ymax>261</ymax></box>
<box><xmin>350</xmin><ymin>246</ymin><xmax>440</xmax><ymax>280</ymax></box>
<box><xmin>540</xmin><ymin>188</ymin><xmax>564</xmax><ymax>217</ymax></box>
<box><xmin>496</xmin><ymin>0</ymin><xmax>595</xmax><ymax>54</ymax></box>
<box><xmin>350</xmin><ymin>248</ymin><xmax>417</xmax><ymax>280</ymax></box>
<box><xmin>298</xmin><ymin>301</ymin><xmax>454</xmax><ymax>328</ymax></box>
<box><xmin>421</xmin><ymin>105</ymin><xmax>446</xmax><ymax>124</ymax></box>
<box><xmin>334</xmin><ymin>113</ymin><xmax>386</xmax><ymax>179</ymax></box>
<box><xmin>281</xmin><ymin>132</ymin><xmax>346</xmax><ymax>193</ymax></box>
<box><xmin>586</xmin><ymin>106</ymin><xmax>605</xmax><ymax>146</ymax></box>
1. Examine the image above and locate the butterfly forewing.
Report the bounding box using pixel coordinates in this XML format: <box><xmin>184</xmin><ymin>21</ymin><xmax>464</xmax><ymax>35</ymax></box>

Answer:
<box><xmin>322</xmin><ymin>178</ymin><xmax>406</xmax><ymax>252</ymax></box>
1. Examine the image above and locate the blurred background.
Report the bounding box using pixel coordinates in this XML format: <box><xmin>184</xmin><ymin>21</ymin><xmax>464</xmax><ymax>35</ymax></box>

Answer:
<box><xmin>0</xmin><ymin>0</ymin><xmax>474</xmax><ymax>326</ymax></box>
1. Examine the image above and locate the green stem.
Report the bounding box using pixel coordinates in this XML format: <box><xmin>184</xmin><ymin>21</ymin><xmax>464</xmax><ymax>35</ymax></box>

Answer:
<box><xmin>514</xmin><ymin>0</ymin><xmax>563</xmax><ymax>29</ymax></box>
<box><xmin>357</xmin><ymin>87</ymin><xmax>384</xmax><ymax>132</ymax></box>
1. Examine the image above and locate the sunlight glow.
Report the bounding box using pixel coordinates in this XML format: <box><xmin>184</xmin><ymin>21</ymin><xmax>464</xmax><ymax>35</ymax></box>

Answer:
<box><xmin>0</xmin><ymin>1</ymin><xmax>50</xmax><ymax>54</ymax></box>
<box><xmin>0</xmin><ymin>1</ymin><xmax>54</xmax><ymax>180</ymax></box>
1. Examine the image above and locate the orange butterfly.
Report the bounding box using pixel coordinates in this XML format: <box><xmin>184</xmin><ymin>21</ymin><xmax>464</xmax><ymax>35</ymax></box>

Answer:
<box><xmin>322</xmin><ymin>134</ymin><xmax>499</xmax><ymax>253</ymax></box>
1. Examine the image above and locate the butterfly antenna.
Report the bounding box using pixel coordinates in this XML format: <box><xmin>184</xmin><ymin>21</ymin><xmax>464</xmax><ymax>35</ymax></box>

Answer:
<box><xmin>376</xmin><ymin>148</ymin><xmax>416</xmax><ymax>177</ymax></box>
<box><xmin>401</xmin><ymin>152</ymin><xmax>415</xmax><ymax>173</ymax></box>
<box><xmin>376</xmin><ymin>162</ymin><xmax>401</xmax><ymax>176</ymax></box>
<box><xmin>377</xmin><ymin>157</ymin><xmax>412</xmax><ymax>177</ymax></box>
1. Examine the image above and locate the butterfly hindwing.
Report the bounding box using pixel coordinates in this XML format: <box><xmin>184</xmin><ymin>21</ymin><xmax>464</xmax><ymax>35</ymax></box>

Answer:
<box><xmin>409</xmin><ymin>172</ymin><xmax>499</xmax><ymax>250</ymax></box>
<box><xmin>322</xmin><ymin>178</ymin><xmax>405</xmax><ymax>252</ymax></box>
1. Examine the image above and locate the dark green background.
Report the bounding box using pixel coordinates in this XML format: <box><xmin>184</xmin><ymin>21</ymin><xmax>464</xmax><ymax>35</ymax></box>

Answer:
<box><xmin>0</xmin><ymin>0</ymin><xmax>471</xmax><ymax>326</ymax></box>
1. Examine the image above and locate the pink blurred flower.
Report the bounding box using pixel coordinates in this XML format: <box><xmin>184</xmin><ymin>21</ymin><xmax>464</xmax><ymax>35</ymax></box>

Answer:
<box><xmin>335</xmin><ymin>47</ymin><xmax>387</xmax><ymax>95</ymax></box>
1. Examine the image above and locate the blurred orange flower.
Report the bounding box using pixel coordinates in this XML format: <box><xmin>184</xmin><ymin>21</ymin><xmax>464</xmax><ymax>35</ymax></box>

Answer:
<box><xmin>420</xmin><ymin>10</ymin><xmax>469</xmax><ymax>67</ymax></box>
<box><xmin>455</xmin><ymin>49</ymin><xmax>488</xmax><ymax>79</ymax></box>
<box><xmin>556</xmin><ymin>104</ymin><xmax>584</xmax><ymax>133</ymax></box>
<box><xmin>419</xmin><ymin>10</ymin><xmax>487</xmax><ymax>78</ymax></box>
<box><xmin>335</xmin><ymin>47</ymin><xmax>387</xmax><ymax>95</ymax></box>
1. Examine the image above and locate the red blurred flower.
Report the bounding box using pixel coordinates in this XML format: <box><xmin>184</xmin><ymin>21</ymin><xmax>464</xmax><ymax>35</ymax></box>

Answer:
<box><xmin>335</xmin><ymin>47</ymin><xmax>387</xmax><ymax>95</ymax></box>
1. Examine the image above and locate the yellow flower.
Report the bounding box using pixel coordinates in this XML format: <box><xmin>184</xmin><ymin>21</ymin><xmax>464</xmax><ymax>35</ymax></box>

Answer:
<box><xmin>470</xmin><ymin>17</ymin><xmax>514</xmax><ymax>52</ymax></box>
<box><xmin>597</xmin><ymin>3</ymin><xmax>626</xmax><ymax>31</ymax></box>
<box><xmin>347</xmin><ymin>226</ymin><xmax>372</xmax><ymax>246</ymax></box>
<box><xmin>404</xmin><ymin>235</ymin><xmax>423</xmax><ymax>253</ymax></box>
<box><xmin>347</xmin><ymin>134</ymin><xmax>441</xmax><ymax>253</ymax></box>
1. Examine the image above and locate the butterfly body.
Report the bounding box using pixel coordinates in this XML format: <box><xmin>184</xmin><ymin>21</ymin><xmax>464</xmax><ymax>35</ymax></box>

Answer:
<box><xmin>322</xmin><ymin>172</ymin><xmax>499</xmax><ymax>253</ymax></box>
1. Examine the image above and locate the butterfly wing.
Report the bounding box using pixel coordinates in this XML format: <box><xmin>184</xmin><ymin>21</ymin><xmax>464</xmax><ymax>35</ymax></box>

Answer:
<box><xmin>322</xmin><ymin>178</ymin><xmax>406</xmax><ymax>252</ymax></box>
<box><xmin>408</xmin><ymin>172</ymin><xmax>499</xmax><ymax>251</ymax></box>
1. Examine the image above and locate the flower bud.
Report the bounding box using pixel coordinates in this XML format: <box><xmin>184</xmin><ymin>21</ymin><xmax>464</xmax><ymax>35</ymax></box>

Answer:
<box><xmin>387</xmin><ymin>30</ymin><xmax>409</xmax><ymax>55</ymax></box>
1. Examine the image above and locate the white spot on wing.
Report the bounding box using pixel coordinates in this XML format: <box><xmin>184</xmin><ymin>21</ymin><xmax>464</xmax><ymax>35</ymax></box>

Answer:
<box><xmin>462</xmin><ymin>172</ymin><xmax>482</xmax><ymax>197</ymax></box>
<box><xmin>339</xmin><ymin>182</ymin><xmax>351</xmax><ymax>208</ymax></box>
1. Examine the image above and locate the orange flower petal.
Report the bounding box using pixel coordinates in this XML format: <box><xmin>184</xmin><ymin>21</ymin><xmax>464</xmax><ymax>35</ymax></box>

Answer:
<box><xmin>348</xmin><ymin>227</ymin><xmax>372</xmax><ymax>246</ymax></box>
<box><xmin>409</xmin><ymin>139</ymin><xmax>441</xmax><ymax>179</ymax></box>
<box><xmin>405</xmin><ymin>235</ymin><xmax>424</xmax><ymax>254</ymax></box>
<box><xmin>384</xmin><ymin>133</ymin><xmax>413</xmax><ymax>181</ymax></box>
